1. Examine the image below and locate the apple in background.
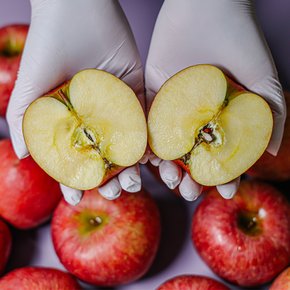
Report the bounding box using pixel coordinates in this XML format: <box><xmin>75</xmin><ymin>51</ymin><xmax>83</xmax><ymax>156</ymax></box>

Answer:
<box><xmin>270</xmin><ymin>267</ymin><xmax>290</xmax><ymax>290</ymax></box>
<box><xmin>158</xmin><ymin>275</ymin><xmax>230</xmax><ymax>290</ymax></box>
<box><xmin>23</xmin><ymin>69</ymin><xmax>147</xmax><ymax>190</ymax></box>
<box><xmin>0</xmin><ymin>219</ymin><xmax>11</xmax><ymax>274</ymax></box>
<box><xmin>248</xmin><ymin>91</ymin><xmax>290</xmax><ymax>181</ymax></box>
<box><xmin>0</xmin><ymin>139</ymin><xmax>62</xmax><ymax>229</ymax></box>
<box><xmin>0</xmin><ymin>267</ymin><xmax>81</xmax><ymax>289</ymax></box>
<box><xmin>148</xmin><ymin>65</ymin><xmax>273</xmax><ymax>186</ymax></box>
<box><xmin>52</xmin><ymin>188</ymin><xmax>160</xmax><ymax>286</ymax></box>
<box><xmin>192</xmin><ymin>180</ymin><xmax>290</xmax><ymax>287</ymax></box>
<box><xmin>0</xmin><ymin>24</ymin><xmax>28</xmax><ymax>117</ymax></box>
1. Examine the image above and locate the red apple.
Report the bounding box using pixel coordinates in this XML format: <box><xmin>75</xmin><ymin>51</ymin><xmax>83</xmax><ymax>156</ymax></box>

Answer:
<box><xmin>0</xmin><ymin>267</ymin><xmax>81</xmax><ymax>289</ymax></box>
<box><xmin>192</xmin><ymin>181</ymin><xmax>290</xmax><ymax>287</ymax></box>
<box><xmin>158</xmin><ymin>275</ymin><xmax>230</xmax><ymax>290</ymax></box>
<box><xmin>248</xmin><ymin>91</ymin><xmax>290</xmax><ymax>181</ymax></box>
<box><xmin>0</xmin><ymin>24</ymin><xmax>28</xmax><ymax>117</ymax></box>
<box><xmin>0</xmin><ymin>139</ymin><xmax>62</xmax><ymax>229</ymax></box>
<box><xmin>270</xmin><ymin>267</ymin><xmax>290</xmax><ymax>290</ymax></box>
<box><xmin>0</xmin><ymin>219</ymin><xmax>11</xmax><ymax>274</ymax></box>
<box><xmin>52</xmin><ymin>188</ymin><xmax>161</xmax><ymax>286</ymax></box>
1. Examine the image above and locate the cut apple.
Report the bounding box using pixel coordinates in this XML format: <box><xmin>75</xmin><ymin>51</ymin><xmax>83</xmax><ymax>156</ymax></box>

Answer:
<box><xmin>148</xmin><ymin>65</ymin><xmax>273</xmax><ymax>186</ymax></box>
<box><xmin>23</xmin><ymin>69</ymin><xmax>147</xmax><ymax>190</ymax></box>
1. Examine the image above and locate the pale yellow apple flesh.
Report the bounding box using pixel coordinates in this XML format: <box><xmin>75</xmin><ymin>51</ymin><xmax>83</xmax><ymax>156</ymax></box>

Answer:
<box><xmin>148</xmin><ymin>65</ymin><xmax>273</xmax><ymax>186</ymax></box>
<box><xmin>23</xmin><ymin>69</ymin><xmax>147</xmax><ymax>190</ymax></box>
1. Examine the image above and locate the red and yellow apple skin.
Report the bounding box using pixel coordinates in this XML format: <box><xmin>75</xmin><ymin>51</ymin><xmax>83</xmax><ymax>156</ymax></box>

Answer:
<box><xmin>0</xmin><ymin>219</ymin><xmax>11</xmax><ymax>274</ymax></box>
<box><xmin>0</xmin><ymin>139</ymin><xmax>62</xmax><ymax>229</ymax></box>
<box><xmin>0</xmin><ymin>267</ymin><xmax>81</xmax><ymax>290</ymax></box>
<box><xmin>0</xmin><ymin>24</ymin><xmax>28</xmax><ymax>116</ymax></box>
<box><xmin>158</xmin><ymin>275</ymin><xmax>230</xmax><ymax>290</ymax></box>
<box><xmin>270</xmin><ymin>267</ymin><xmax>290</xmax><ymax>290</ymax></box>
<box><xmin>248</xmin><ymin>91</ymin><xmax>290</xmax><ymax>181</ymax></box>
<box><xmin>192</xmin><ymin>181</ymin><xmax>290</xmax><ymax>287</ymax></box>
<box><xmin>51</xmin><ymin>188</ymin><xmax>161</xmax><ymax>286</ymax></box>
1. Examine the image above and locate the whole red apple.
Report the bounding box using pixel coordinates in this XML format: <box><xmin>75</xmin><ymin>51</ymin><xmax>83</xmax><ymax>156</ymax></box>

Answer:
<box><xmin>0</xmin><ymin>24</ymin><xmax>28</xmax><ymax>117</ymax></box>
<box><xmin>192</xmin><ymin>181</ymin><xmax>290</xmax><ymax>287</ymax></box>
<box><xmin>270</xmin><ymin>267</ymin><xmax>290</xmax><ymax>290</ymax></box>
<box><xmin>248</xmin><ymin>91</ymin><xmax>290</xmax><ymax>181</ymax></box>
<box><xmin>0</xmin><ymin>267</ymin><xmax>81</xmax><ymax>289</ymax></box>
<box><xmin>52</xmin><ymin>188</ymin><xmax>161</xmax><ymax>286</ymax></box>
<box><xmin>0</xmin><ymin>219</ymin><xmax>11</xmax><ymax>274</ymax></box>
<box><xmin>0</xmin><ymin>139</ymin><xmax>62</xmax><ymax>229</ymax></box>
<box><xmin>158</xmin><ymin>275</ymin><xmax>230</xmax><ymax>290</ymax></box>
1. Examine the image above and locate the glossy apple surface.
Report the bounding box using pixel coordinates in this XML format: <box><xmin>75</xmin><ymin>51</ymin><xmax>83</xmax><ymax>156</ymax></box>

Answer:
<box><xmin>0</xmin><ymin>24</ymin><xmax>28</xmax><ymax>116</ymax></box>
<box><xmin>270</xmin><ymin>267</ymin><xmax>290</xmax><ymax>290</ymax></box>
<box><xmin>192</xmin><ymin>181</ymin><xmax>290</xmax><ymax>287</ymax></box>
<box><xmin>0</xmin><ymin>139</ymin><xmax>62</xmax><ymax>229</ymax></box>
<box><xmin>52</xmin><ymin>188</ymin><xmax>161</xmax><ymax>286</ymax></box>
<box><xmin>158</xmin><ymin>275</ymin><xmax>230</xmax><ymax>290</ymax></box>
<box><xmin>0</xmin><ymin>267</ymin><xmax>81</xmax><ymax>290</ymax></box>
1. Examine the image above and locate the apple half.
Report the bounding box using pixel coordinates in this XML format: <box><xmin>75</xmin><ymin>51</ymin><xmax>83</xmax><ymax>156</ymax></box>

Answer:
<box><xmin>148</xmin><ymin>65</ymin><xmax>273</xmax><ymax>186</ymax></box>
<box><xmin>23</xmin><ymin>69</ymin><xmax>147</xmax><ymax>190</ymax></box>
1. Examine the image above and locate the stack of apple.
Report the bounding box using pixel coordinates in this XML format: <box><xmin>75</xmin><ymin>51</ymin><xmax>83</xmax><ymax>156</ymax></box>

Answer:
<box><xmin>0</xmin><ymin>23</ymin><xmax>289</xmax><ymax>290</ymax></box>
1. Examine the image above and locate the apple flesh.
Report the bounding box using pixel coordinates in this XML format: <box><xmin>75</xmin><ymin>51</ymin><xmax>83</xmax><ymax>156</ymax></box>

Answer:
<box><xmin>270</xmin><ymin>267</ymin><xmax>290</xmax><ymax>290</ymax></box>
<box><xmin>23</xmin><ymin>69</ymin><xmax>147</xmax><ymax>190</ymax></box>
<box><xmin>248</xmin><ymin>91</ymin><xmax>290</xmax><ymax>181</ymax></box>
<box><xmin>0</xmin><ymin>24</ymin><xmax>28</xmax><ymax>116</ymax></box>
<box><xmin>148</xmin><ymin>65</ymin><xmax>273</xmax><ymax>186</ymax></box>
<box><xmin>0</xmin><ymin>267</ymin><xmax>81</xmax><ymax>289</ymax></box>
<box><xmin>0</xmin><ymin>219</ymin><xmax>11</xmax><ymax>274</ymax></box>
<box><xmin>52</xmin><ymin>188</ymin><xmax>160</xmax><ymax>286</ymax></box>
<box><xmin>0</xmin><ymin>139</ymin><xmax>62</xmax><ymax>229</ymax></box>
<box><xmin>158</xmin><ymin>275</ymin><xmax>230</xmax><ymax>290</ymax></box>
<box><xmin>192</xmin><ymin>180</ymin><xmax>290</xmax><ymax>287</ymax></box>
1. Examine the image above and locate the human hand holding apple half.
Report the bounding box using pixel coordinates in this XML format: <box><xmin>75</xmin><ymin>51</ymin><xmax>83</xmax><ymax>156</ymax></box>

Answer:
<box><xmin>6</xmin><ymin>0</ymin><xmax>146</xmax><ymax>204</ymax></box>
<box><xmin>145</xmin><ymin>0</ymin><xmax>285</xmax><ymax>201</ymax></box>
<box><xmin>148</xmin><ymin>64</ymin><xmax>273</xmax><ymax>187</ymax></box>
<box><xmin>22</xmin><ymin>69</ymin><xmax>147</xmax><ymax>191</ymax></box>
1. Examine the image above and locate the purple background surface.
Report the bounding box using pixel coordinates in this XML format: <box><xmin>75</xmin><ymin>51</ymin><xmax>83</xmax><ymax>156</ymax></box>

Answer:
<box><xmin>0</xmin><ymin>0</ymin><xmax>290</xmax><ymax>289</ymax></box>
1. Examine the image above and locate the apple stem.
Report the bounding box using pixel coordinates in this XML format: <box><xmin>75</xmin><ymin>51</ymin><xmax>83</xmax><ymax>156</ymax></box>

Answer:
<box><xmin>58</xmin><ymin>90</ymin><xmax>74</xmax><ymax>112</ymax></box>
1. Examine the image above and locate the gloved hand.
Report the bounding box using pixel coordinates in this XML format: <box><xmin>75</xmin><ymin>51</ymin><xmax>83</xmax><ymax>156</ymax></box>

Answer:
<box><xmin>7</xmin><ymin>0</ymin><xmax>145</xmax><ymax>205</ymax></box>
<box><xmin>145</xmin><ymin>0</ymin><xmax>286</xmax><ymax>201</ymax></box>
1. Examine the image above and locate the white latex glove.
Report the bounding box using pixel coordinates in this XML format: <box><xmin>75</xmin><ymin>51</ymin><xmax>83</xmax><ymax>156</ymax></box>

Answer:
<box><xmin>7</xmin><ymin>0</ymin><xmax>145</xmax><ymax>205</ymax></box>
<box><xmin>145</xmin><ymin>0</ymin><xmax>286</xmax><ymax>201</ymax></box>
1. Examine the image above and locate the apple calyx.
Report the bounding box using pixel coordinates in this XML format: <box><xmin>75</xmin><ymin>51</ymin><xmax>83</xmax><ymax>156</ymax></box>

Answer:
<box><xmin>77</xmin><ymin>211</ymin><xmax>108</xmax><ymax>236</ymax></box>
<box><xmin>237</xmin><ymin>210</ymin><xmax>262</xmax><ymax>236</ymax></box>
<box><xmin>1</xmin><ymin>38</ymin><xmax>23</xmax><ymax>57</ymax></box>
<box><xmin>58</xmin><ymin>89</ymin><xmax>113</xmax><ymax>170</ymax></box>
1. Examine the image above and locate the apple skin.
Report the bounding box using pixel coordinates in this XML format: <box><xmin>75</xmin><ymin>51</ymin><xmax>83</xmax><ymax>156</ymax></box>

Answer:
<box><xmin>0</xmin><ymin>139</ymin><xmax>62</xmax><ymax>229</ymax></box>
<box><xmin>270</xmin><ymin>267</ymin><xmax>290</xmax><ymax>290</ymax></box>
<box><xmin>0</xmin><ymin>267</ymin><xmax>81</xmax><ymax>290</ymax></box>
<box><xmin>248</xmin><ymin>91</ymin><xmax>290</xmax><ymax>181</ymax></box>
<box><xmin>158</xmin><ymin>275</ymin><xmax>230</xmax><ymax>290</ymax></box>
<box><xmin>0</xmin><ymin>219</ymin><xmax>11</xmax><ymax>274</ymax></box>
<box><xmin>51</xmin><ymin>188</ymin><xmax>161</xmax><ymax>286</ymax></box>
<box><xmin>192</xmin><ymin>181</ymin><xmax>290</xmax><ymax>287</ymax></box>
<box><xmin>0</xmin><ymin>24</ymin><xmax>28</xmax><ymax>117</ymax></box>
